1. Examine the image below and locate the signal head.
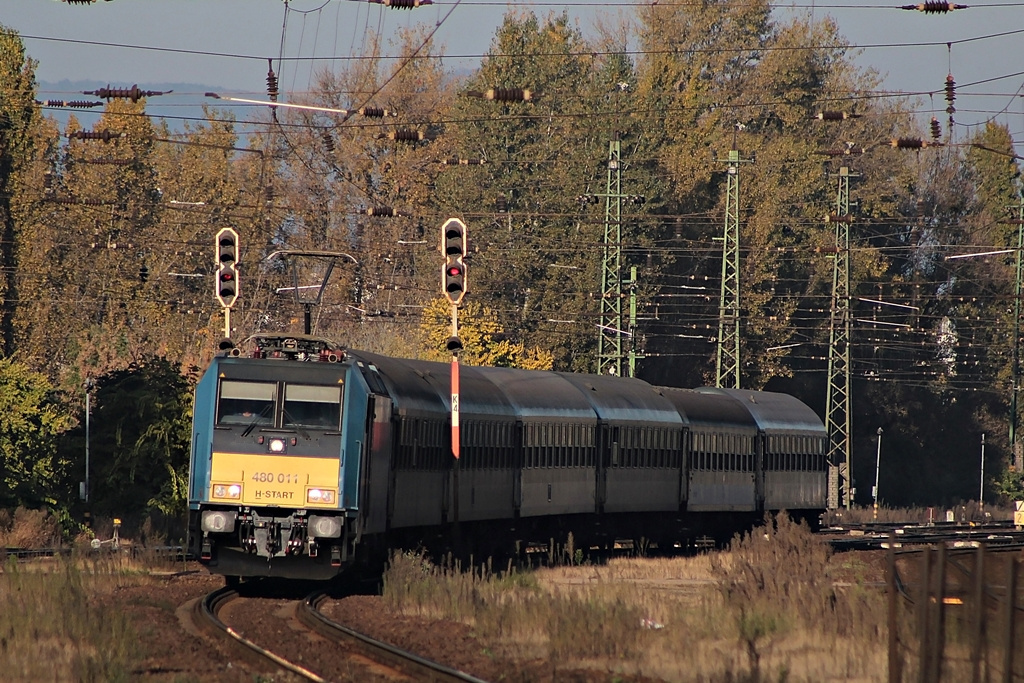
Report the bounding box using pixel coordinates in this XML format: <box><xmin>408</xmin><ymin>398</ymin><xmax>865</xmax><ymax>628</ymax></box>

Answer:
<box><xmin>440</xmin><ymin>218</ymin><xmax>468</xmax><ymax>305</ymax></box>
<box><xmin>214</xmin><ymin>228</ymin><xmax>240</xmax><ymax>308</ymax></box>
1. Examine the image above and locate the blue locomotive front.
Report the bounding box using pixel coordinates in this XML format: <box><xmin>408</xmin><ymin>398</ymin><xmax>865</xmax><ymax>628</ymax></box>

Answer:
<box><xmin>187</xmin><ymin>335</ymin><xmax>370</xmax><ymax>580</ymax></box>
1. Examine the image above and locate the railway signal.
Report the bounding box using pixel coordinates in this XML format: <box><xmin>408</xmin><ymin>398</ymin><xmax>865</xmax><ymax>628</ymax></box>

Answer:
<box><xmin>215</xmin><ymin>228</ymin><xmax>240</xmax><ymax>308</ymax></box>
<box><xmin>440</xmin><ymin>217</ymin><xmax>468</xmax><ymax>459</ymax></box>
<box><xmin>440</xmin><ymin>218</ymin><xmax>468</xmax><ymax>306</ymax></box>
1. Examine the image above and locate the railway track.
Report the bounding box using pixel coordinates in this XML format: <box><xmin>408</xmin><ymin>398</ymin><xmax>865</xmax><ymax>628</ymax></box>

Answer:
<box><xmin>821</xmin><ymin>521</ymin><xmax>1024</xmax><ymax>552</ymax></box>
<box><xmin>193</xmin><ymin>584</ymin><xmax>491</xmax><ymax>682</ymax></box>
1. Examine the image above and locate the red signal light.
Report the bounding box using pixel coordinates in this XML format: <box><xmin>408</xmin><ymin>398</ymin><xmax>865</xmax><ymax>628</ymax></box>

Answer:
<box><xmin>447</xmin><ymin>265</ymin><xmax>462</xmax><ymax>276</ymax></box>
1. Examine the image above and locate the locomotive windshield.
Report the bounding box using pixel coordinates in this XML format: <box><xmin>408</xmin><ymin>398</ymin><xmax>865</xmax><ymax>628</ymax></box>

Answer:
<box><xmin>283</xmin><ymin>384</ymin><xmax>342</xmax><ymax>430</ymax></box>
<box><xmin>217</xmin><ymin>381</ymin><xmax>275</xmax><ymax>425</ymax></box>
<box><xmin>216</xmin><ymin>380</ymin><xmax>342</xmax><ymax>430</ymax></box>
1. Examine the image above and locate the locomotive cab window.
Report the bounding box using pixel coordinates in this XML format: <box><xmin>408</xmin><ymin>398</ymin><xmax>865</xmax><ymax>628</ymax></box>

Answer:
<box><xmin>218</xmin><ymin>381</ymin><xmax>275</xmax><ymax>426</ymax></box>
<box><xmin>284</xmin><ymin>384</ymin><xmax>342</xmax><ymax>430</ymax></box>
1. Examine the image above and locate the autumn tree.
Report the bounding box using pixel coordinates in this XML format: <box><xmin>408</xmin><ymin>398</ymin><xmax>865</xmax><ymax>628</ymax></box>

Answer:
<box><xmin>0</xmin><ymin>27</ymin><xmax>42</xmax><ymax>357</ymax></box>
<box><xmin>0</xmin><ymin>358</ymin><xmax>74</xmax><ymax>509</ymax></box>
<box><xmin>419</xmin><ymin>297</ymin><xmax>552</xmax><ymax>370</ymax></box>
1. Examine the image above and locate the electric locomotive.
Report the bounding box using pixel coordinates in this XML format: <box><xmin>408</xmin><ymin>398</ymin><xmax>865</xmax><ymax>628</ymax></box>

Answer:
<box><xmin>187</xmin><ymin>333</ymin><xmax>827</xmax><ymax>580</ymax></box>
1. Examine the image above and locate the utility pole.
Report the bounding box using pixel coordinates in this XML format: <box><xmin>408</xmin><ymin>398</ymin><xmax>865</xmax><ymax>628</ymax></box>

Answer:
<box><xmin>1011</xmin><ymin>195</ymin><xmax>1024</xmax><ymax>470</ymax></box>
<box><xmin>627</xmin><ymin>266</ymin><xmax>644</xmax><ymax>378</ymax></box>
<box><xmin>980</xmin><ymin>432</ymin><xmax>986</xmax><ymax>508</ymax></box>
<box><xmin>826</xmin><ymin>167</ymin><xmax>855</xmax><ymax>509</ymax></box>
<box><xmin>598</xmin><ymin>134</ymin><xmax>624</xmax><ymax>377</ymax></box>
<box><xmin>715</xmin><ymin>137</ymin><xmax>750</xmax><ymax>389</ymax></box>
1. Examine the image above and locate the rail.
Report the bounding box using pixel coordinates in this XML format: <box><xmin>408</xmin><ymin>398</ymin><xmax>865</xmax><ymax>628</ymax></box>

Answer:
<box><xmin>192</xmin><ymin>585</ymin><xmax>326</xmax><ymax>682</ymax></box>
<box><xmin>297</xmin><ymin>590</ymin><xmax>493</xmax><ymax>683</ymax></box>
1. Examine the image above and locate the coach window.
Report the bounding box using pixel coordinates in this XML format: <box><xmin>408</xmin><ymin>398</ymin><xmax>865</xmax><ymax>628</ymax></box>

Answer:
<box><xmin>218</xmin><ymin>380</ymin><xmax>275</xmax><ymax>426</ymax></box>
<box><xmin>283</xmin><ymin>384</ymin><xmax>342</xmax><ymax>429</ymax></box>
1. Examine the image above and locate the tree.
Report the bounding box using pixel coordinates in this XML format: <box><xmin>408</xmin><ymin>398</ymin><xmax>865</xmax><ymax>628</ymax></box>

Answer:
<box><xmin>73</xmin><ymin>357</ymin><xmax>196</xmax><ymax>517</ymax></box>
<box><xmin>420</xmin><ymin>297</ymin><xmax>552</xmax><ymax>370</ymax></box>
<box><xmin>0</xmin><ymin>358</ymin><xmax>74</xmax><ymax>509</ymax></box>
<box><xmin>0</xmin><ymin>27</ymin><xmax>41</xmax><ymax>358</ymax></box>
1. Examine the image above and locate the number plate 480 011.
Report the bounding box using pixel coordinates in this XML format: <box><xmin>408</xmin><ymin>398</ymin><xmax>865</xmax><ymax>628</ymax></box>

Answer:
<box><xmin>209</xmin><ymin>451</ymin><xmax>340</xmax><ymax>507</ymax></box>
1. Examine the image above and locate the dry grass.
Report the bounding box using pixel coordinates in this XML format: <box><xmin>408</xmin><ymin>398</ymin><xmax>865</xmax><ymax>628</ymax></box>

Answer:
<box><xmin>0</xmin><ymin>551</ymin><xmax>160</xmax><ymax>681</ymax></box>
<box><xmin>0</xmin><ymin>508</ymin><xmax>190</xmax><ymax>681</ymax></box>
<box><xmin>382</xmin><ymin>517</ymin><xmax>891</xmax><ymax>682</ymax></box>
<box><xmin>0</xmin><ymin>507</ymin><xmax>62</xmax><ymax>549</ymax></box>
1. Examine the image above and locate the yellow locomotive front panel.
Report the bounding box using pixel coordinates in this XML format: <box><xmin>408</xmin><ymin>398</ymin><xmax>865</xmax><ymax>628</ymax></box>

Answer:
<box><xmin>209</xmin><ymin>451</ymin><xmax>340</xmax><ymax>508</ymax></box>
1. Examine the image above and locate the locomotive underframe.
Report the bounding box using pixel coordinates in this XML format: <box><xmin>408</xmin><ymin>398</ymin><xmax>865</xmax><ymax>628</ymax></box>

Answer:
<box><xmin>190</xmin><ymin>505</ymin><xmax>352</xmax><ymax>580</ymax></box>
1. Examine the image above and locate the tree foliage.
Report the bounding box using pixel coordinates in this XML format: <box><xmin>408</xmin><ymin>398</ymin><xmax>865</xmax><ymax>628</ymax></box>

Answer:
<box><xmin>0</xmin><ymin>11</ymin><xmax>1022</xmax><ymax>513</ymax></box>
<box><xmin>0</xmin><ymin>358</ymin><xmax>74</xmax><ymax>509</ymax></box>
<box><xmin>419</xmin><ymin>297</ymin><xmax>553</xmax><ymax>370</ymax></box>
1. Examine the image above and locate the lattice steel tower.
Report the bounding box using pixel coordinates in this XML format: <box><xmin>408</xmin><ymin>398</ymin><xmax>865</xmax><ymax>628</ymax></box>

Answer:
<box><xmin>826</xmin><ymin>167</ymin><xmax>854</xmax><ymax>509</ymax></box>
<box><xmin>715</xmin><ymin>148</ymin><xmax>748</xmax><ymax>388</ymax></box>
<box><xmin>597</xmin><ymin>136</ymin><xmax>624</xmax><ymax>377</ymax></box>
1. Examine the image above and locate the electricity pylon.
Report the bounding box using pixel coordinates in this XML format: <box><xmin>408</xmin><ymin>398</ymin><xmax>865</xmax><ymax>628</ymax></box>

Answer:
<box><xmin>826</xmin><ymin>167</ymin><xmax>854</xmax><ymax>509</ymax></box>
<box><xmin>715</xmin><ymin>147</ymin><xmax>750</xmax><ymax>389</ymax></box>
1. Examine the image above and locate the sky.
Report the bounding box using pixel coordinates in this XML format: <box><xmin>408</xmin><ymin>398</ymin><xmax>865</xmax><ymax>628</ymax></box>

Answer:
<box><xmin>5</xmin><ymin>0</ymin><xmax>1024</xmax><ymax>141</ymax></box>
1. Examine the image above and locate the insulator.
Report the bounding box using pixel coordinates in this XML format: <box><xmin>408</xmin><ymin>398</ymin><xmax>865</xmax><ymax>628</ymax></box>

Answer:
<box><xmin>930</xmin><ymin>117</ymin><xmax>942</xmax><ymax>141</ymax></box>
<box><xmin>64</xmin><ymin>0</ymin><xmax>96</xmax><ymax>5</ymax></box>
<box><xmin>81</xmin><ymin>157</ymin><xmax>132</xmax><ymax>165</ymax></box>
<box><xmin>824</xmin><ymin>212</ymin><xmax>854</xmax><ymax>224</ymax></box>
<box><xmin>84</xmin><ymin>85</ymin><xmax>167</xmax><ymax>102</ymax></box>
<box><xmin>264</xmin><ymin>185</ymin><xmax>274</xmax><ymax>203</ymax></box>
<box><xmin>495</xmin><ymin>195</ymin><xmax>508</xmax><ymax>213</ymax></box>
<box><xmin>358</xmin><ymin>106</ymin><xmax>393</xmax><ymax>118</ymax></box>
<box><xmin>901</xmin><ymin>2</ymin><xmax>965</xmax><ymax>12</ymax></box>
<box><xmin>814</xmin><ymin>111</ymin><xmax>860</xmax><ymax>121</ymax></box>
<box><xmin>386</xmin><ymin>129</ymin><xmax>424</xmax><ymax>142</ymax></box>
<box><xmin>891</xmin><ymin>137</ymin><xmax>925</xmax><ymax>149</ymax></box>
<box><xmin>69</xmin><ymin>129</ymin><xmax>122</xmax><ymax>142</ymax></box>
<box><xmin>363</xmin><ymin>206</ymin><xmax>397</xmax><ymax>217</ymax></box>
<box><xmin>486</xmin><ymin>87</ymin><xmax>533</xmax><ymax>102</ymax></box>
<box><xmin>321</xmin><ymin>131</ymin><xmax>336</xmax><ymax>153</ymax></box>
<box><xmin>376</xmin><ymin>0</ymin><xmax>432</xmax><ymax>8</ymax></box>
<box><xmin>441</xmin><ymin>158</ymin><xmax>485</xmax><ymax>165</ymax></box>
<box><xmin>815</xmin><ymin>146</ymin><xmax>866</xmax><ymax>157</ymax></box>
<box><xmin>37</xmin><ymin>99</ymin><xmax>103</xmax><ymax>109</ymax></box>
<box><xmin>944</xmin><ymin>74</ymin><xmax>956</xmax><ymax>113</ymax></box>
<box><xmin>266</xmin><ymin>60</ymin><xmax>279</xmax><ymax>102</ymax></box>
<box><xmin>52</xmin><ymin>197</ymin><xmax>113</xmax><ymax>205</ymax></box>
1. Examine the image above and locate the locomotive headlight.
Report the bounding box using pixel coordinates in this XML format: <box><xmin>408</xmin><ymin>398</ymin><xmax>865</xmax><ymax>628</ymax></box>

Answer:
<box><xmin>306</xmin><ymin>488</ymin><xmax>336</xmax><ymax>504</ymax></box>
<box><xmin>308</xmin><ymin>515</ymin><xmax>342</xmax><ymax>538</ymax></box>
<box><xmin>212</xmin><ymin>483</ymin><xmax>242</xmax><ymax>500</ymax></box>
<box><xmin>268</xmin><ymin>438</ymin><xmax>287</xmax><ymax>453</ymax></box>
<box><xmin>201</xmin><ymin>510</ymin><xmax>237</xmax><ymax>533</ymax></box>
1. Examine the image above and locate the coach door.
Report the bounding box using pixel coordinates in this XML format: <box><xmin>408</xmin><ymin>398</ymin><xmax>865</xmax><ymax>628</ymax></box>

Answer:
<box><xmin>595</xmin><ymin>423</ymin><xmax>617</xmax><ymax>513</ymax></box>
<box><xmin>360</xmin><ymin>395</ymin><xmax>392</xmax><ymax>536</ymax></box>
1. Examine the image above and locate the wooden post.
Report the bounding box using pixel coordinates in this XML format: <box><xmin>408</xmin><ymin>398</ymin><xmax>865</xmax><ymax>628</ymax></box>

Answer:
<box><xmin>918</xmin><ymin>547</ymin><xmax>932</xmax><ymax>683</ymax></box>
<box><xmin>888</xmin><ymin>532</ymin><xmax>902</xmax><ymax>683</ymax></box>
<box><xmin>929</xmin><ymin>543</ymin><xmax>947</xmax><ymax>683</ymax></box>
<box><xmin>970</xmin><ymin>544</ymin><xmax>985</xmax><ymax>683</ymax></box>
<box><xmin>1002</xmin><ymin>558</ymin><xmax>1017</xmax><ymax>683</ymax></box>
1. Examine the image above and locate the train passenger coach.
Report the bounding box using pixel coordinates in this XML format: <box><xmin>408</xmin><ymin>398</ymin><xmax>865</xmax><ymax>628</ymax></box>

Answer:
<box><xmin>187</xmin><ymin>334</ymin><xmax>827</xmax><ymax>580</ymax></box>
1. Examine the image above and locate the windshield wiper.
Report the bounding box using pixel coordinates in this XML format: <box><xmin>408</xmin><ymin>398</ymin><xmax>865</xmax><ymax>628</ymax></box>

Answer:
<box><xmin>280</xmin><ymin>408</ymin><xmax>311</xmax><ymax>440</ymax></box>
<box><xmin>241</xmin><ymin>403</ymin><xmax>274</xmax><ymax>438</ymax></box>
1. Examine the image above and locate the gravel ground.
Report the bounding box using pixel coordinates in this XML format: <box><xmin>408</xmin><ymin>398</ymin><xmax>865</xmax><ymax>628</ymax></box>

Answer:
<box><xmin>111</xmin><ymin>549</ymin><xmax>892</xmax><ymax>682</ymax></box>
<box><xmin>117</xmin><ymin>564</ymin><xmax>660</xmax><ymax>682</ymax></box>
